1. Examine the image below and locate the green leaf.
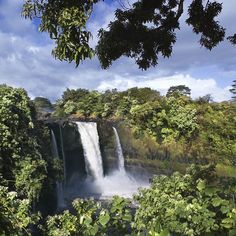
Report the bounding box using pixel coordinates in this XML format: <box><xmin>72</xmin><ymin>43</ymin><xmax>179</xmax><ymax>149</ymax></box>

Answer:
<box><xmin>205</xmin><ymin>187</ymin><xmax>217</xmax><ymax>196</ymax></box>
<box><xmin>84</xmin><ymin>217</ymin><xmax>92</xmax><ymax>226</ymax></box>
<box><xmin>212</xmin><ymin>197</ymin><xmax>222</xmax><ymax>207</ymax></box>
<box><xmin>89</xmin><ymin>224</ymin><xmax>99</xmax><ymax>235</ymax></box>
<box><xmin>99</xmin><ymin>212</ymin><xmax>110</xmax><ymax>227</ymax></box>
<box><xmin>221</xmin><ymin>218</ymin><xmax>235</xmax><ymax>228</ymax></box>
<box><xmin>220</xmin><ymin>205</ymin><xmax>230</xmax><ymax>214</ymax></box>
<box><xmin>197</xmin><ymin>180</ymin><xmax>206</xmax><ymax>192</ymax></box>
<box><xmin>159</xmin><ymin>229</ymin><xmax>169</xmax><ymax>236</ymax></box>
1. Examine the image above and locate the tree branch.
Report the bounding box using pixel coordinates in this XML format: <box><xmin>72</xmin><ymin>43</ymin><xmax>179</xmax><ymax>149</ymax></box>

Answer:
<box><xmin>176</xmin><ymin>0</ymin><xmax>184</xmax><ymax>20</ymax></box>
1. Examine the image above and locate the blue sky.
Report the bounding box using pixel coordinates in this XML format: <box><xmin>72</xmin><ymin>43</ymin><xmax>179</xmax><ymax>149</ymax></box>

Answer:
<box><xmin>0</xmin><ymin>0</ymin><xmax>235</xmax><ymax>102</ymax></box>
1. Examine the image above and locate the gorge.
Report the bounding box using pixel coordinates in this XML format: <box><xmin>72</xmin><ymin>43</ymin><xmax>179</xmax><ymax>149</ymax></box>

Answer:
<box><xmin>50</xmin><ymin>121</ymin><xmax>149</xmax><ymax>209</ymax></box>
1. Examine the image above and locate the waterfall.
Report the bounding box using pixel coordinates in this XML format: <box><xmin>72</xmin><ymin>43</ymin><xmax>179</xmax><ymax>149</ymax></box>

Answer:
<box><xmin>51</xmin><ymin>129</ymin><xmax>64</xmax><ymax>209</ymax></box>
<box><xmin>51</xmin><ymin>130</ymin><xmax>59</xmax><ymax>159</ymax></box>
<box><xmin>59</xmin><ymin>125</ymin><xmax>66</xmax><ymax>182</ymax></box>
<box><xmin>113</xmin><ymin>127</ymin><xmax>125</xmax><ymax>172</ymax></box>
<box><xmin>76</xmin><ymin>122</ymin><xmax>103</xmax><ymax>179</ymax></box>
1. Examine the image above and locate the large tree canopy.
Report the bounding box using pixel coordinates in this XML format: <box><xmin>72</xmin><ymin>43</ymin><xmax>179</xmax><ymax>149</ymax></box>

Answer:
<box><xmin>22</xmin><ymin>0</ymin><xmax>236</xmax><ymax>70</ymax></box>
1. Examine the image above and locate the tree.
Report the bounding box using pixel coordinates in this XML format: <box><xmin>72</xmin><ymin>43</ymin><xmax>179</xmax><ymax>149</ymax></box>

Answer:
<box><xmin>0</xmin><ymin>85</ymin><xmax>47</xmax><ymax>199</ymax></box>
<box><xmin>127</xmin><ymin>87</ymin><xmax>161</xmax><ymax>103</ymax></box>
<box><xmin>22</xmin><ymin>0</ymin><xmax>235</xmax><ymax>70</ymax></box>
<box><xmin>196</xmin><ymin>94</ymin><xmax>213</xmax><ymax>104</ymax></box>
<box><xmin>166</xmin><ymin>85</ymin><xmax>191</xmax><ymax>97</ymax></box>
<box><xmin>229</xmin><ymin>80</ymin><xmax>236</xmax><ymax>101</ymax></box>
<box><xmin>33</xmin><ymin>97</ymin><xmax>52</xmax><ymax>109</ymax></box>
<box><xmin>62</xmin><ymin>88</ymin><xmax>89</xmax><ymax>103</ymax></box>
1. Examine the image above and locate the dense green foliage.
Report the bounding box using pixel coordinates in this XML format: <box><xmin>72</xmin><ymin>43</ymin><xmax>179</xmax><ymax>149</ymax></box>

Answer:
<box><xmin>0</xmin><ymin>85</ymin><xmax>235</xmax><ymax>235</ymax></box>
<box><xmin>0</xmin><ymin>85</ymin><xmax>59</xmax><ymax>234</ymax></box>
<box><xmin>0</xmin><ymin>185</ymin><xmax>40</xmax><ymax>235</ymax></box>
<box><xmin>134</xmin><ymin>165</ymin><xmax>236</xmax><ymax>235</ymax></box>
<box><xmin>22</xmin><ymin>0</ymin><xmax>235</xmax><ymax>69</ymax></box>
<box><xmin>0</xmin><ymin>85</ymin><xmax>46</xmax><ymax>201</ymax></box>
<box><xmin>166</xmin><ymin>85</ymin><xmax>191</xmax><ymax>97</ymax></box>
<box><xmin>43</xmin><ymin>165</ymin><xmax>236</xmax><ymax>236</ymax></box>
<box><xmin>54</xmin><ymin>87</ymin><xmax>236</xmax><ymax>166</ymax></box>
<box><xmin>33</xmin><ymin>97</ymin><xmax>52</xmax><ymax>110</ymax></box>
<box><xmin>46</xmin><ymin>196</ymin><xmax>133</xmax><ymax>236</ymax></box>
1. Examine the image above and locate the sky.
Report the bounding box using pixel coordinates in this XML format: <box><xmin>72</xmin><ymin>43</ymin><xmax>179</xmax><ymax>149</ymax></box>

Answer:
<box><xmin>0</xmin><ymin>0</ymin><xmax>235</xmax><ymax>102</ymax></box>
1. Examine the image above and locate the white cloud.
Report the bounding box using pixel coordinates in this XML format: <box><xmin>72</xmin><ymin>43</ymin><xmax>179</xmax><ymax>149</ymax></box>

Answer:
<box><xmin>28</xmin><ymin>46</ymin><xmax>40</xmax><ymax>54</ymax></box>
<box><xmin>97</xmin><ymin>74</ymin><xmax>231</xmax><ymax>102</ymax></box>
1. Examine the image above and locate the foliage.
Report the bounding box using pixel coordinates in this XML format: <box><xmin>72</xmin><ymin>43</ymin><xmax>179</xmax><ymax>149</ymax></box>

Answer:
<box><xmin>22</xmin><ymin>0</ymin><xmax>98</xmax><ymax>67</ymax></box>
<box><xmin>62</xmin><ymin>88</ymin><xmax>90</xmax><ymax>103</ymax></box>
<box><xmin>230</xmin><ymin>80</ymin><xmax>236</xmax><ymax>101</ymax></box>
<box><xmin>22</xmin><ymin>0</ymin><xmax>235</xmax><ymax>69</ymax></box>
<box><xmin>53</xmin><ymin>86</ymin><xmax>236</xmax><ymax>166</ymax></box>
<box><xmin>0</xmin><ymin>84</ymin><xmax>235</xmax><ymax>235</ymax></box>
<box><xmin>0</xmin><ymin>185</ymin><xmax>39</xmax><ymax>236</ymax></box>
<box><xmin>196</xmin><ymin>94</ymin><xmax>213</xmax><ymax>104</ymax></box>
<box><xmin>194</xmin><ymin>102</ymin><xmax>236</xmax><ymax>164</ymax></box>
<box><xmin>186</xmin><ymin>0</ymin><xmax>225</xmax><ymax>50</ymax></box>
<box><xmin>33</xmin><ymin>97</ymin><xmax>52</xmax><ymax>110</ymax></box>
<box><xmin>63</xmin><ymin>101</ymin><xmax>78</xmax><ymax>115</ymax></box>
<box><xmin>46</xmin><ymin>196</ymin><xmax>133</xmax><ymax>236</ymax></box>
<box><xmin>45</xmin><ymin>166</ymin><xmax>236</xmax><ymax>236</ymax></box>
<box><xmin>0</xmin><ymin>85</ymin><xmax>60</xmax><ymax>234</ymax></box>
<box><xmin>134</xmin><ymin>165</ymin><xmax>236</xmax><ymax>235</ymax></box>
<box><xmin>166</xmin><ymin>85</ymin><xmax>191</xmax><ymax>97</ymax></box>
<box><xmin>0</xmin><ymin>85</ymin><xmax>47</xmax><ymax>201</ymax></box>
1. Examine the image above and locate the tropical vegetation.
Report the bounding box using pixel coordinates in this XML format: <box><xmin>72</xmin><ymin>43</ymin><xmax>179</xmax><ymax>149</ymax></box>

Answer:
<box><xmin>0</xmin><ymin>84</ymin><xmax>235</xmax><ymax>235</ymax></box>
<box><xmin>54</xmin><ymin>86</ymin><xmax>236</xmax><ymax>167</ymax></box>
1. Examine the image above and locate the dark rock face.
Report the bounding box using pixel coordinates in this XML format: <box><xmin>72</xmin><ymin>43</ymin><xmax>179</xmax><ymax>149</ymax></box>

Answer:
<box><xmin>97</xmin><ymin>121</ymin><xmax>118</xmax><ymax>176</ymax></box>
<box><xmin>62</xmin><ymin>122</ymin><xmax>87</xmax><ymax>182</ymax></box>
<box><xmin>47</xmin><ymin>119</ymin><xmax>163</xmax><ymax>184</ymax></box>
<box><xmin>48</xmin><ymin>120</ymin><xmax>120</xmax><ymax>180</ymax></box>
<box><xmin>40</xmin><ymin>119</ymin><xmax>164</xmax><ymax>214</ymax></box>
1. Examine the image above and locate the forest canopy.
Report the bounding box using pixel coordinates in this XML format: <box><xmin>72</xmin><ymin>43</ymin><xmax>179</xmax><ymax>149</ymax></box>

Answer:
<box><xmin>52</xmin><ymin>86</ymin><xmax>236</xmax><ymax>166</ymax></box>
<box><xmin>22</xmin><ymin>0</ymin><xmax>236</xmax><ymax>69</ymax></box>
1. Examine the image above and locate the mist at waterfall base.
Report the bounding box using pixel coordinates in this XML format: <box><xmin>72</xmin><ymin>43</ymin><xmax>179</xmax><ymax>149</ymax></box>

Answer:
<box><xmin>67</xmin><ymin>168</ymin><xmax>147</xmax><ymax>200</ymax></box>
<box><xmin>67</xmin><ymin>122</ymin><xmax>148</xmax><ymax>200</ymax></box>
<box><xmin>51</xmin><ymin>122</ymin><xmax>149</xmax><ymax>208</ymax></box>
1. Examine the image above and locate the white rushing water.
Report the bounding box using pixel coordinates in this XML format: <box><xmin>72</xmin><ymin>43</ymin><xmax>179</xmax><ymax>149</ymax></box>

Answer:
<box><xmin>65</xmin><ymin>122</ymin><xmax>149</xmax><ymax>201</ymax></box>
<box><xmin>113</xmin><ymin>127</ymin><xmax>125</xmax><ymax>172</ymax></box>
<box><xmin>51</xmin><ymin>130</ymin><xmax>65</xmax><ymax>209</ymax></box>
<box><xmin>76</xmin><ymin>122</ymin><xmax>104</xmax><ymax>179</ymax></box>
<box><xmin>59</xmin><ymin>125</ymin><xmax>67</xmax><ymax>182</ymax></box>
<box><xmin>51</xmin><ymin>130</ymin><xmax>59</xmax><ymax>158</ymax></box>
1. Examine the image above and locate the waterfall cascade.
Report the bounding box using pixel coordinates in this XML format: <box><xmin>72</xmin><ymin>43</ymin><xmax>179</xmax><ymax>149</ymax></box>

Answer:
<box><xmin>59</xmin><ymin>125</ymin><xmax>66</xmax><ymax>182</ymax></box>
<box><xmin>52</xmin><ymin>121</ymin><xmax>148</xmax><ymax>202</ymax></box>
<box><xmin>76</xmin><ymin>122</ymin><xmax>104</xmax><ymax>179</ymax></box>
<box><xmin>113</xmin><ymin>127</ymin><xmax>125</xmax><ymax>172</ymax></box>
<box><xmin>51</xmin><ymin>130</ymin><xmax>65</xmax><ymax>209</ymax></box>
<box><xmin>51</xmin><ymin>130</ymin><xmax>59</xmax><ymax>158</ymax></box>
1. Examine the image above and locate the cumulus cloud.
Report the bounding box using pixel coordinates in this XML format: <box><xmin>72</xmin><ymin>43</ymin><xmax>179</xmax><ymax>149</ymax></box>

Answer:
<box><xmin>97</xmin><ymin>74</ymin><xmax>231</xmax><ymax>102</ymax></box>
